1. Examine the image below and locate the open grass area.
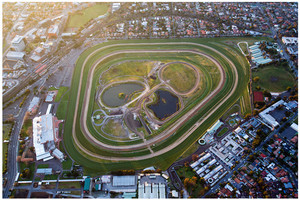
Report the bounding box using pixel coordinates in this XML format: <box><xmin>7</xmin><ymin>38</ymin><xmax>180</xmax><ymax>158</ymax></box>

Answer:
<box><xmin>67</xmin><ymin>3</ymin><xmax>109</xmax><ymax>28</ymax></box>
<box><xmin>62</xmin><ymin>37</ymin><xmax>253</xmax><ymax>172</ymax></box>
<box><xmin>239</xmin><ymin>86</ymin><xmax>252</xmax><ymax>116</ymax></box>
<box><xmin>161</xmin><ymin>63</ymin><xmax>197</xmax><ymax>93</ymax></box>
<box><xmin>221</xmin><ymin>104</ymin><xmax>240</xmax><ymax>121</ymax></box>
<box><xmin>44</xmin><ymin>174</ymin><xmax>59</xmax><ymax>180</ymax></box>
<box><xmin>238</xmin><ymin>42</ymin><xmax>249</xmax><ymax>55</ymax></box>
<box><xmin>252</xmin><ymin>64</ymin><xmax>296</xmax><ymax>92</ymax></box>
<box><xmin>177</xmin><ymin>142</ymin><xmax>199</xmax><ymax>160</ymax></box>
<box><xmin>19</xmin><ymin>162</ymin><xmax>35</xmax><ymax>181</ymax></box>
<box><xmin>3</xmin><ymin>124</ymin><xmax>12</xmax><ymax>140</ymax></box>
<box><xmin>102</xmin><ymin>119</ymin><xmax>127</xmax><ymax>138</ymax></box>
<box><xmin>58</xmin><ymin>181</ymin><xmax>81</xmax><ymax>189</ymax></box>
<box><xmin>56</xmin><ymin>90</ymin><xmax>70</xmax><ymax>120</ymax></box>
<box><xmin>100</xmin><ymin>61</ymin><xmax>154</xmax><ymax>85</ymax></box>
<box><xmin>54</xmin><ymin>87</ymin><xmax>69</xmax><ymax>102</ymax></box>
<box><xmin>62</xmin><ymin>158</ymin><xmax>73</xmax><ymax>170</ymax></box>
<box><xmin>3</xmin><ymin>143</ymin><xmax>8</xmax><ymax>172</ymax></box>
<box><xmin>217</xmin><ymin>127</ymin><xmax>229</xmax><ymax>137</ymax></box>
<box><xmin>37</xmin><ymin>164</ymin><xmax>49</xmax><ymax>169</ymax></box>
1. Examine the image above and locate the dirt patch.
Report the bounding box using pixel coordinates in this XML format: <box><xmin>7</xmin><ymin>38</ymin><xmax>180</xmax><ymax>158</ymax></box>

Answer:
<box><xmin>31</xmin><ymin>192</ymin><xmax>53</xmax><ymax>198</ymax></box>
<box><xmin>15</xmin><ymin>189</ymin><xmax>29</xmax><ymax>198</ymax></box>
<box><xmin>270</xmin><ymin>76</ymin><xmax>279</xmax><ymax>82</ymax></box>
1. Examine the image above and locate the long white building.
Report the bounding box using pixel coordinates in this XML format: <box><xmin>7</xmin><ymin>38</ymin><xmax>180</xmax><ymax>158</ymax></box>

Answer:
<box><xmin>33</xmin><ymin>114</ymin><xmax>64</xmax><ymax>161</ymax></box>
<box><xmin>11</xmin><ymin>35</ymin><xmax>25</xmax><ymax>52</ymax></box>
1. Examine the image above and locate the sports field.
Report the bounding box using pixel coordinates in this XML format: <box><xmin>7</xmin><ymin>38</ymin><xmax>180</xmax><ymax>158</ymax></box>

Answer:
<box><xmin>61</xmin><ymin>37</ymin><xmax>254</xmax><ymax>173</ymax></box>
<box><xmin>67</xmin><ymin>3</ymin><xmax>109</xmax><ymax>28</ymax></box>
<box><xmin>252</xmin><ymin>64</ymin><xmax>296</xmax><ymax>92</ymax></box>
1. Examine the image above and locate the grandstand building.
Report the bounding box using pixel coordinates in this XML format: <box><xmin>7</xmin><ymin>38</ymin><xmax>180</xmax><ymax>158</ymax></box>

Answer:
<box><xmin>32</xmin><ymin>114</ymin><xmax>64</xmax><ymax>161</ymax></box>
<box><xmin>11</xmin><ymin>35</ymin><xmax>25</xmax><ymax>52</ymax></box>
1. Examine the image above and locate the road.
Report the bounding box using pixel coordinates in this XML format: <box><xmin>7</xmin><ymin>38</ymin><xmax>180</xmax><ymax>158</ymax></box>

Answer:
<box><xmin>70</xmin><ymin>41</ymin><xmax>241</xmax><ymax>162</ymax></box>
<box><xmin>3</xmin><ymin>92</ymin><xmax>34</xmax><ymax>198</ymax></box>
<box><xmin>257</xmin><ymin>3</ymin><xmax>297</xmax><ymax>77</ymax></box>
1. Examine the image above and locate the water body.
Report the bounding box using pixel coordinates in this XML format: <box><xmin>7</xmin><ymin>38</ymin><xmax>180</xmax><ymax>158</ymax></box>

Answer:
<box><xmin>101</xmin><ymin>83</ymin><xmax>144</xmax><ymax>107</ymax></box>
<box><xmin>148</xmin><ymin>90</ymin><xmax>180</xmax><ymax>120</ymax></box>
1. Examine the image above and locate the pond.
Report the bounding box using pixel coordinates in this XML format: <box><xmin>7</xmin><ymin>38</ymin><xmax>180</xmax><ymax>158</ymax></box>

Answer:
<box><xmin>101</xmin><ymin>82</ymin><xmax>144</xmax><ymax>107</ymax></box>
<box><xmin>148</xmin><ymin>90</ymin><xmax>180</xmax><ymax>120</ymax></box>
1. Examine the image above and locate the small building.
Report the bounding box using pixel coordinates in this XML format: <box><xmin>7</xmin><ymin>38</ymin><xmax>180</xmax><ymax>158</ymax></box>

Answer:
<box><xmin>48</xmin><ymin>25</ymin><xmax>59</xmax><ymax>38</ymax></box>
<box><xmin>84</xmin><ymin>177</ymin><xmax>91</xmax><ymax>193</ymax></box>
<box><xmin>112</xmin><ymin>175</ymin><xmax>136</xmax><ymax>186</ymax></box>
<box><xmin>28</xmin><ymin>97</ymin><xmax>40</xmax><ymax>115</ymax></box>
<box><xmin>253</xmin><ymin>91</ymin><xmax>264</xmax><ymax>103</ymax></box>
<box><xmin>45</xmin><ymin>91</ymin><xmax>56</xmax><ymax>102</ymax></box>
<box><xmin>6</xmin><ymin>51</ymin><xmax>25</xmax><ymax>60</ymax></box>
<box><xmin>36</xmin><ymin>168</ymin><xmax>53</xmax><ymax>175</ymax></box>
<box><xmin>52</xmin><ymin>148</ymin><xmax>64</xmax><ymax>161</ymax></box>
<box><xmin>11</xmin><ymin>35</ymin><xmax>25</xmax><ymax>52</ymax></box>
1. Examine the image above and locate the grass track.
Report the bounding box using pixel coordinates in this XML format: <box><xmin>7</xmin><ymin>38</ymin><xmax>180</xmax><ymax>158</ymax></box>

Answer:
<box><xmin>62</xmin><ymin>37</ymin><xmax>255</xmax><ymax>173</ymax></box>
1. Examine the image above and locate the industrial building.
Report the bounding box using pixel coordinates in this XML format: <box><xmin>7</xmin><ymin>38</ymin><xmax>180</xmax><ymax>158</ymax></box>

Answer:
<box><xmin>6</xmin><ymin>51</ymin><xmax>25</xmax><ymax>60</ymax></box>
<box><xmin>259</xmin><ymin>100</ymin><xmax>284</xmax><ymax>128</ymax></box>
<box><xmin>11</xmin><ymin>35</ymin><xmax>26</xmax><ymax>52</ymax></box>
<box><xmin>112</xmin><ymin>176</ymin><xmax>136</xmax><ymax>187</ymax></box>
<box><xmin>282</xmin><ymin>37</ymin><xmax>298</xmax><ymax>45</ymax></box>
<box><xmin>28</xmin><ymin>97</ymin><xmax>40</xmax><ymax>115</ymax></box>
<box><xmin>138</xmin><ymin>182</ymin><xmax>166</xmax><ymax>198</ymax></box>
<box><xmin>32</xmin><ymin>114</ymin><xmax>64</xmax><ymax>161</ymax></box>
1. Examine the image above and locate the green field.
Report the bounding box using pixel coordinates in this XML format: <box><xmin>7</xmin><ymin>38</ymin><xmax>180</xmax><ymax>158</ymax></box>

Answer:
<box><xmin>67</xmin><ymin>3</ymin><xmax>109</xmax><ymax>28</ymax></box>
<box><xmin>3</xmin><ymin>124</ymin><xmax>12</xmax><ymax>140</ymax></box>
<box><xmin>252</xmin><ymin>64</ymin><xmax>296</xmax><ymax>92</ymax></box>
<box><xmin>238</xmin><ymin>42</ymin><xmax>249</xmax><ymax>55</ymax></box>
<box><xmin>161</xmin><ymin>63</ymin><xmax>197</xmax><ymax>93</ymax></box>
<box><xmin>100</xmin><ymin>61</ymin><xmax>153</xmax><ymax>85</ymax></box>
<box><xmin>56</xmin><ymin>90</ymin><xmax>70</xmax><ymax>120</ymax></box>
<box><xmin>102</xmin><ymin>119</ymin><xmax>127</xmax><ymax>138</ymax></box>
<box><xmin>58</xmin><ymin>181</ymin><xmax>81</xmax><ymax>189</ymax></box>
<box><xmin>61</xmin><ymin>37</ymin><xmax>255</xmax><ymax>173</ymax></box>
<box><xmin>217</xmin><ymin>127</ymin><xmax>229</xmax><ymax>137</ymax></box>
<box><xmin>54</xmin><ymin>87</ymin><xmax>69</xmax><ymax>102</ymax></box>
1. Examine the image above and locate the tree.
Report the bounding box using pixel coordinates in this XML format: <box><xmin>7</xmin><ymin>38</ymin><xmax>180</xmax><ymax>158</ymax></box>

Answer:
<box><xmin>192</xmin><ymin>154</ymin><xmax>199</xmax><ymax>162</ymax></box>
<box><xmin>253</xmin><ymin>76</ymin><xmax>260</xmax><ymax>82</ymax></box>
<box><xmin>286</xmin><ymin>86</ymin><xmax>291</xmax><ymax>91</ymax></box>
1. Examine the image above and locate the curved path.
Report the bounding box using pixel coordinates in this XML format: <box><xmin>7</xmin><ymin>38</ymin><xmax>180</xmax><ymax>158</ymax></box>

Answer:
<box><xmin>71</xmin><ymin>42</ymin><xmax>239</xmax><ymax>161</ymax></box>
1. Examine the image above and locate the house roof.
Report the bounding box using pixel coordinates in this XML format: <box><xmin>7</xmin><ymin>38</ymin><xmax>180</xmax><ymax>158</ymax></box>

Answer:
<box><xmin>253</xmin><ymin>91</ymin><xmax>264</xmax><ymax>102</ymax></box>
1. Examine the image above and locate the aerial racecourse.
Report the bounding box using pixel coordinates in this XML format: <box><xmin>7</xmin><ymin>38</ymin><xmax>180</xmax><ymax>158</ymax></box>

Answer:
<box><xmin>63</xmin><ymin>38</ymin><xmax>250</xmax><ymax>173</ymax></box>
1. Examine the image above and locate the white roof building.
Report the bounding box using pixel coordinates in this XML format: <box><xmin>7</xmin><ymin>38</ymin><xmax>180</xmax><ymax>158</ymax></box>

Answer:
<box><xmin>282</xmin><ymin>37</ymin><xmax>298</xmax><ymax>45</ymax></box>
<box><xmin>138</xmin><ymin>182</ymin><xmax>166</xmax><ymax>199</ymax></box>
<box><xmin>6</xmin><ymin>51</ymin><xmax>25</xmax><ymax>60</ymax></box>
<box><xmin>33</xmin><ymin>114</ymin><xmax>63</xmax><ymax>161</ymax></box>
<box><xmin>11</xmin><ymin>35</ymin><xmax>25</xmax><ymax>51</ymax></box>
<box><xmin>259</xmin><ymin>100</ymin><xmax>284</xmax><ymax>128</ymax></box>
<box><xmin>28</xmin><ymin>97</ymin><xmax>40</xmax><ymax>114</ymax></box>
<box><xmin>112</xmin><ymin>176</ymin><xmax>136</xmax><ymax>186</ymax></box>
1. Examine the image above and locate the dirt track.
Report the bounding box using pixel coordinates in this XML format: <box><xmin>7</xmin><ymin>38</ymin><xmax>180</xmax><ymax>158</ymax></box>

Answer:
<box><xmin>71</xmin><ymin>42</ymin><xmax>239</xmax><ymax>161</ymax></box>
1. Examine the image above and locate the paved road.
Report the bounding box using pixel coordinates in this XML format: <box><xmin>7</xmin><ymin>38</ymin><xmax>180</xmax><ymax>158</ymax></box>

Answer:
<box><xmin>70</xmin><ymin>42</ymin><xmax>241</xmax><ymax>161</ymax></box>
<box><xmin>3</xmin><ymin>93</ymin><xmax>34</xmax><ymax>198</ymax></box>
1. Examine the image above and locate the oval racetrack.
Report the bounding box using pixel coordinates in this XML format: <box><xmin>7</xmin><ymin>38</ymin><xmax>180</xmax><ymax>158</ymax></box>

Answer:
<box><xmin>69</xmin><ymin>42</ymin><xmax>240</xmax><ymax>162</ymax></box>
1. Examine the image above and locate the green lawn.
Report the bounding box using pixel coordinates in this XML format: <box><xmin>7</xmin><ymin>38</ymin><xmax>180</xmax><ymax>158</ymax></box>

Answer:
<box><xmin>221</xmin><ymin>104</ymin><xmax>240</xmax><ymax>121</ymax></box>
<box><xmin>44</xmin><ymin>174</ymin><xmax>59</xmax><ymax>180</ymax></box>
<box><xmin>19</xmin><ymin>162</ymin><xmax>35</xmax><ymax>181</ymax></box>
<box><xmin>58</xmin><ymin>181</ymin><xmax>81</xmax><ymax>189</ymax></box>
<box><xmin>3</xmin><ymin>124</ymin><xmax>12</xmax><ymax>140</ymax></box>
<box><xmin>56</xmin><ymin>90</ymin><xmax>70</xmax><ymax>120</ymax></box>
<box><xmin>217</xmin><ymin>127</ymin><xmax>229</xmax><ymax>137</ymax></box>
<box><xmin>54</xmin><ymin>87</ymin><xmax>69</xmax><ymax>102</ymax></box>
<box><xmin>62</xmin><ymin>37</ymin><xmax>252</xmax><ymax>172</ymax></box>
<box><xmin>102</xmin><ymin>119</ymin><xmax>127</xmax><ymax>138</ymax></box>
<box><xmin>252</xmin><ymin>64</ymin><xmax>296</xmax><ymax>92</ymax></box>
<box><xmin>161</xmin><ymin>63</ymin><xmax>197</xmax><ymax>93</ymax></box>
<box><xmin>3</xmin><ymin>143</ymin><xmax>8</xmax><ymax>173</ymax></box>
<box><xmin>67</xmin><ymin>3</ymin><xmax>109</xmax><ymax>28</ymax></box>
<box><xmin>62</xmin><ymin>158</ymin><xmax>73</xmax><ymax>170</ymax></box>
<box><xmin>239</xmin><ymin>86</ymin><xmax>252</xmax><ymax>116</ymax></box>
<box><xmin>37</xmin><ymin>164</ymin><xmax>49</xmax><ymax>169</ymax></box>
<box><xmin>238</xmin><ymin>42</ymin><xmax>249</xmax><ymax>55</ymax></box>
<box><xmin>178</xmin><ymin>142</ymin><xmax>199</xmax><ymax>160</ymax></box>
<box><xmin>100</xmin><ymin>61</ymin><xmax>153</xmax><ymax>85</ymax></box>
